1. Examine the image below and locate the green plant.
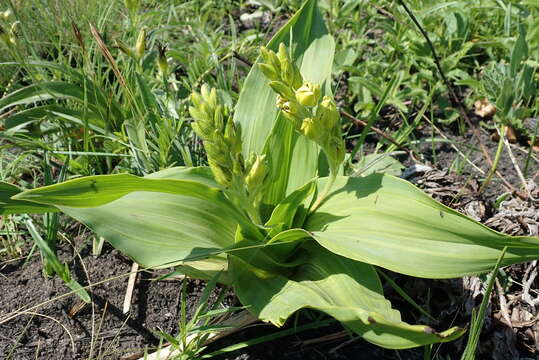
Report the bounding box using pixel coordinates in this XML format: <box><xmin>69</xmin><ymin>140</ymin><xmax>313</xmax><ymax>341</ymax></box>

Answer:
<box><xmin>4</xmin><ymin>0</ymin><xmax>539</xmax><ymax>350</ymax></box>
<box><xmin>153</xmin><ymin>273</ymin><xmax>241</xmax><ymax>360</ymax></box>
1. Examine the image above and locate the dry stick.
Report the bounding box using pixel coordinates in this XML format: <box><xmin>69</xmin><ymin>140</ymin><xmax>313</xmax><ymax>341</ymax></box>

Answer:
<box><xmin>396</xmin><ymin>0</ymin><xmax>515</xmax><ymax>194</ymax></box>
<box><xmin>503</xmin><ymin>135</ymin><xmax>536</xmax><ymax>200</ymax></box>
<box><xmin>123</xmin><ymin>262</ymin><xmax>139</xmax><ymax>314</ymax></box>
<box><xmin>0</xmin><ymin>270</ymin><xmax>138</xmax><ymax>326</ymax></box>
<box><xmin>233</xmin><ymin>51</ymin><xmax>253</xmax><ymax>67</ymax></box>
<box><xmin>340</xmin><ymin>110</ymin><xmax>416</xmax><ymax>160</ymax></box>
<box><xmin>89</xmin><ymin>23</ymin><xmax>127</xmax><ymax>89</ymax></box>
<box><xmin>422</xmin><ymin>114</ymin><xmax>485</xmax><ymax>175</ymax></box>
<box><xmin>495</xmin><ymin>278</ymin><xmax>512</xmax><ymax>328</ymax></box>
<box><xmin>511</xmin><ymin>142</ymin><xmax>539</xmax><ymax>165</ymax></box>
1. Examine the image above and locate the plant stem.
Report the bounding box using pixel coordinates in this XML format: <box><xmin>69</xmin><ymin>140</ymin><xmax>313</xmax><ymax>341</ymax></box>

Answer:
<box><xmin>311</xmin><ymin>171</ymin><xmax>337</xmax><ymax>213</ymax></box>
<box><xmin>479</xmin><ymin>125</ymin><xmax>506</xmax><ymax>194</ymax></box>
<box><xmin>245</xmin><ymin>201</ymin><xmax>262</xmax><ymax>225</ymax></box>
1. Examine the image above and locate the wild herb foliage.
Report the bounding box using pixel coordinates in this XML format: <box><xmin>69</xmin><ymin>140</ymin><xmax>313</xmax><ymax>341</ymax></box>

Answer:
<box><xmin>2</xmin><ymin>0</ymin><xmax>539</xmax><ymax>356</ymax></box>
<box><xmin>3</xmin><ymin>0</ymin><xmax>539</xmax><ymax>352</ymax></box>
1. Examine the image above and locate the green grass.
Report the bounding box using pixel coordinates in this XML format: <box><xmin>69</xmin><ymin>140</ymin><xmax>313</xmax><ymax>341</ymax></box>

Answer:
<box><xmin>1</xmin><ymin>0</ymin><xmax>539</xmax><ymax>357</ymax></box>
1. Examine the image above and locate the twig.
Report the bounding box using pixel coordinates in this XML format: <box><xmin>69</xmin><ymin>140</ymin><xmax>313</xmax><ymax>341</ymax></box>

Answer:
<box><xmin>233</xmin><ymin>51</ymin><xmax>253</xmax><ymax>67</ymax></box>
<box><xmin>395</xmin><ymin>0</ymin><xmax>497</xmax><ymax>179</ymax></box>
<box><xmin>495</xmin><ymin>278</ymin><xmax>512</xmax><ymax>327</ymax></box>
<box><xmin>422</xmin><ymin>114</ymin><xmax>485</xmax><ymax>175</ymax></box>
<box><xmin>123</xmin><ymin>262</ymin><xmax>139</xmax><ymax>314</ymax></box>
<box><xmin>89</xmin><ymin>23</ymin><xmax>127</xmax><ymax>89</ymax></box>
<box><xmin>340</xmin><ymin>110</ymin><xmax>416</xmax><ymax>160</ymax></box>
<box><xmin>503</xmin><ymin>135</ymin><xmax>536</xmax><ymax>200</ymax></box>
<box><xmin>521</xmin><ymin>261</ymin><xmax>539</xmax><ymax>308</ymax></box>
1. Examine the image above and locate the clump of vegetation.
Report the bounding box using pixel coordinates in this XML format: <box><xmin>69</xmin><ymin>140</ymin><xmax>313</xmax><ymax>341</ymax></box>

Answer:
<box><xmin>2</xmin><ymin>0</ymin><xmax>539</xmax><ymax>358</ymax></box>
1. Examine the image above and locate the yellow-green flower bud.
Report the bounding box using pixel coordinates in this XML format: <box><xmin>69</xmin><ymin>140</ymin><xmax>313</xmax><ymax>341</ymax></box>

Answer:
<box><xmin>276</xmin><ymin>95</ymin><xmax>287</xmax><ymax>109</ymax></box>
<box><xmin>135</xmin><ymin>27</ymin><xmax>147</xmax><ymax>61</ymax></box>
<box><xmin>280</xmin><ymin>58</ymin><xmax>295</xmax><ymax>87</ymax></box>
<box><xmin>295</xmin><ymin>81</ymin><xmax>320</xmax><ymax>107</ymax></box>
<box><xmin>190</xmin><ymin>91</ymin><xmax>203</xmax><ymax>107</ymax></box>
<box><xmin>1</xmin><ymin>10</ymin><xmax>12</xmax><ymax>19</ymax></box>
<box><xmin>0</xmin><ymin>26</ymin><xmax>12</xmax><ymax>46</ymax></box>
<box><xmin>268</xmin><ymin>51</ymin><xmax>281</xmax><ymax>74</ymax></box>
<box><xmin>325</xmin><ymin>137</ymin><xmax>345</xmax><ymax>167</ymax></box>
<box><xmin>213</xmin><ymin>106</ymin><xmax>225</xmax><ymax>131</ymax></box>
<box><xmin>277</xmin><ymin>43</ymin><xmax>288</xmax><ymax>63</ymax></box>
<box><xmin>300</xmin><ymin>117</ymin><xmax>324</xmax><ymax>142</ymax></box>
<box><xmin>224</xmin><ymin>119</ymin><xmax>242</xmax><ymax>154</ymax></box>
<box><xmin>115</xmin><ymin>39</ymin><xmax>134</xmax><ymax>58</ymax></box>
<box><xmin>208</xmin><ymin>159</ymin><xmax>232</xmax><ymax>187</ymax></box>
<box><xmin>317</xmin><ymin>96</ymin><xmax>340</xmax><ymax>130</ymax></box>
<box><xmin>282</xmin><ymin>100</ymin><xmax>301</xmax><ymax>116</ymax></box>
<box><xmin>245</xmin><ymin>154</ymin><xmax>267</xmax><ymax>189</ymax></box>
<box><xmin>124</xmin><ymin>0</ymin><xmax>140</xmax><ymax>13</ymax></box>
<box><xmin>200</xmin><ymin>85</ymin><xmax>217</xmax><ymax>109</ymax></box>
<box><xmin>258</xmin><ymin>63</ymin><xmax>278</xmax><ymax>81</ymax></box>
<box><xmin>157</xmin><ymin>43</ymin><xmax>169</xmax><ymax>76</ymax></box>
<box><xmin>260</xmin><ymin>46</ymin><xmax>272</xmax><ymax>63</ymax></box>
<box><xmin>269</xmin><ymin>81</ymin><xmax>295</xmax><ymax>100</ymax></box>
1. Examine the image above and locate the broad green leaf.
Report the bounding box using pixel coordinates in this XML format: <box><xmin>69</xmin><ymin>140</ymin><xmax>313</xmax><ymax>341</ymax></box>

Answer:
<box><xmin>14</xmin><ymin>167</ymin><xmax>261</xmax><ymax>236</ymax></box>
<box><xmin>234</xmin><ymin>0</ymin><xmax>334</xmax><ymax>205</ymax></box>
<box><xmin>230</xmin><ymin>242</ymin><xmax>464</xmax><ymax>349</ymax></box>
<box><xmin>266</xmin><ymin>228</ymin><xmax>311</xmax><ymax>245</ymax></box>
<box><xmin>145</xmin><ymin>166</ymin><xmax>219</xmax><ymax>187</ymax></box>
<box><xmin>305</xmin><ymin>174</ymin><xmax>539</xmax><ymax>278</ymax></box>
<box><xmin>14</xmin><ymin>173</ymin><xmax>225</xmax><ymax>208</ymax></box>
<box><xmin>24</xmin><ymin>217</ymin><xmax>90</xmax><ymax>303</ymax></box>
<box><xmin>3</xmin><ymin>105</ymin><xmax>106</xmax><ymax>134</ymax></box>
<box><xmin>0</xmin><ymin>182</ymin><xmax>58</xmax><ymax>215</ymax></box>
<box><xmin>14</xmin><ymin>167</ymin><xmax>245</xmax><ymax>269</ymax></box>
<box><xmin>510</xmin><ymin>25</ymin><xmax>528</xmax><ymax>77</ymax></box>
<box><xmin>265</xmin><ymin>179</ymin><xmax>316</xmax><ymax>237</ymax></box>
<box><xmin>0</xmin><ymin>81</ymin><xmax>122</xmax><ymax>127</ymax></box>
<box><xmin>59</xmin><ymin>191</ymin><xmax>238</xmax><ymax>269</ymax></box>
<box><xmin>354</xmin><ymin>153</ymin><xmax>404</xmax><ymax>177</ymax></box>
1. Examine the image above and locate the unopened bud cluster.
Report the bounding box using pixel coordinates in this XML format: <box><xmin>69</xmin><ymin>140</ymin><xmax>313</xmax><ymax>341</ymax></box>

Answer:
<box><xmin>189</xmin><ymin>86</ymin><xmax>268</xmax><ymax>218</ymax></box>
<box><xmin>259</xmin><ymin>43</ymin><xmax>344</xmax><ymax>173</ymax></box>
<box><xmin>189</xmin><ymin>85</ymin><xmax>243</xmax><ymax>188</ymax></box>
<box><xmin>0</xmin><ymin>10</ymin><xmax>19</xmax><ymax>47</ymax></box>
<box><xmin>115</xmin><ymin>27</ymin><xmax>146</xmax><ymax>62</ymax></box>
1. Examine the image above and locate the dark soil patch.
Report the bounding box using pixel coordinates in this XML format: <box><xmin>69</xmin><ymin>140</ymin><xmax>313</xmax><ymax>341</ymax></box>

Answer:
<box><xmin>0</xmin><ymin>240</ymin><xmax>233</xmax><ymax>360</ymax></box>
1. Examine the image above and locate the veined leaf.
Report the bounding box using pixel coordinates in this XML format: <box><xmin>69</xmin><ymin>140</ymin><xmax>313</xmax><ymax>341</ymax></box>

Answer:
<box><xmin>60</xmin><ymin>191</ymin><xmax>237</xmax><ymax>269</ymax></box>
<box><xmin>234</xmin><ymin>0</ymin><xmax>334</xmax><ymax>205</ymax></box>
<box><xmin>306</xmin><ymin>174</ymin><xmax>539</xmax><ymax>278</ymax></box>
<box><xmin>265</xmin><ymin>179</ymin><xmax>316</xmax><ymax>237</ymax></box>
<box><xmin>3</xmin><ymin>105</ymin><xmax>106</xmax><ymax>134</ymax></box>
<box><xmin>10</xmin><ymin>167</ymin><xmax>257</xmax><ymax>269</ymax></box>
<box><xmin>230</xmin><ymin>242</ymin><xmax>464</xmax><ymax>349</ymax></box>
<box><xmin>0</xmin><ymin>81</ymin><xmax>123</xmax><ymax>127</ymax></box>
<box><xmin>0</xmin><ymin>182</ymin><xmax>58</xmax><ymax>215</ymax></box>
<box><xmin>13</xmin><ymin>173</ymin><xmax>224</xmax><ymax>208</ymax></box>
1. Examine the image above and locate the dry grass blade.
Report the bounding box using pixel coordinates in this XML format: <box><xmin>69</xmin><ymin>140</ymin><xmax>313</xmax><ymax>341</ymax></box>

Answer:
<box><xmin>16</xmin><ymin>311</ymin><xmax>76</xmax><ymax>354</ymax></box>
<box><xmin>123</xmin><ymin>262</ymin><xmax>139</xmax><ymax>314</ymax></box>
<box><xmin>340</xmin><ymin>110</ymin><xmax>415</xmax><ymax>159</ymax></box>
<box><xmin>89</xmin><ymin>22</ymin><xmax>127</xmax><ymax>88</ymax></box>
